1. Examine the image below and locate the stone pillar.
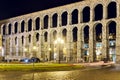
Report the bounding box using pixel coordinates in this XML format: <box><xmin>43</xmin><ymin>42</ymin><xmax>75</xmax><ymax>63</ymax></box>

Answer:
<box><xmin>68</xmin><ymin>12</ymin><xmax>71</xmax><ymax>25</ymax></box>
<box><xmin>18</xmin><ymin>22</ymin><xmax>21</xmax><ymax>33</ymax></box>
<box><xmin>12</xmin><ymin>24</ymin><xmax>14</xmax><ymax>34</ymax></box>
<box><xmin>48</xmin><ymin>32</ymin><xmax>51</xmax><ymax>61</ymax></box>
<box><xmin>10</xmin><ymin>37</ymin><xmax>13</xmax><ymax>56</ymax></box>
<box><xmin>40</xmin><ymin>32</ymin><xmax>44</xmax><ymax>60</ymax></box>
<box><xmin>90</xmin><ymin>8</ymin><xmax>94</xmax><ymax>22</ymax></box>
<box><xmin>116</xmin><ymin>3</ymin><xmax>119</xmax><ymax>17</ymax></box>
<box><xmin>66</xmin><ymin>28</ymin><xmax>72</xmax><ymax>62</ymax></box>
<box><xmin>116</xmin><ymin>19</ymin><xmax>120</xmax><ymax>63</ymax></box>
<box><xmin>23</xmin><ymin>35</ymin><xmax>27</xmax><ymax>57</ymax></box>
<box><xmin>103</xmin><ymin>5</ymin><xmax>107</xmax><ymax>19</ymax></box>
<box><xmin>78</xmin><ymin>10</ymin><xmax>81</xmax><ymax>23</ymax></box>
<box><xmin>80</xmin><ymin>10</ymin><xmax>83</xmax><ymax>23</ymax></box>
<box><xmin>16</xmin><ymin>37</ymin><xmax>18</xmax><ymax>56</ymax></box>
<box><xmin>32</xmin><ymin>19</ymin><xmax>35</xmax><ymax>31</ymax></box>
<box><xmin>6</xmin><ymin>24</ymin><xmax>8</xmax><ymax>35</ymax></box>
<box><xmin>89</xmin><ymin>24</ymin><xmax>94</xmax><ymax>62</ymax></box>
<box><xmin>102</xmin><ymin>22</ymin><xmax>108</xmax><ymax>60</ymax></box>
<box><xmin>77</xmin><ymin>28</ymin><xmax>82</xmax><ymax>62</ymax></box>
<box><xmin>58</xmin><ymin>14</ymin><xmax>61</xmax><ymax>27</ymax></box>
<box><xmin>1</xmin><ymin>26</ymin><xmax>3</xmax><ymax>35</ymax></box>
<box><xmin>49</xmin><ymin>15</ymin><xmax>52</xmax><ymax>28</ymax></box>
<box><xmin>40</xmin><ymin>17</ymin><xmax>44</xmax><ymax>30</ymax></box>
<box><xmin>25</xmin><ymin>20</ymin><xmax>28</xmax><ymax>32</ymax></box>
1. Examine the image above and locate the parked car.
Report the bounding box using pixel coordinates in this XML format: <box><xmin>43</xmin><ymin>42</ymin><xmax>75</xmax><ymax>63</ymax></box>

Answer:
<box><xmin>20</xmin><ymin>57</ymin><xmax>40</xmax><ymax>63</ymax></box>
<box><xmin>30</xmin><ymin>57</ymin><xmax>40</xmax><ymax>63</ymax></box>
<box><xmin>20</xmin><ymin>58</ymin><xmax>31</xmax><ymax>63</ymax></box>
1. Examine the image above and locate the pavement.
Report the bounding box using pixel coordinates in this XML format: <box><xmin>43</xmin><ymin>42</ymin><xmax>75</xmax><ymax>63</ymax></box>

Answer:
<box><xmin>74</xmin><ymin>61</ymin><xmax>115</xmax><ymax>67</ymax></box>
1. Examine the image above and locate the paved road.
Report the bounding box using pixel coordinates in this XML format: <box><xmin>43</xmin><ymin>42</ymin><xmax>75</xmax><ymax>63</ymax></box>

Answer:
<box><xmin>0</xmin><ymin>64</ymin><xmax>120</xmax><ymax>80</ymax></box>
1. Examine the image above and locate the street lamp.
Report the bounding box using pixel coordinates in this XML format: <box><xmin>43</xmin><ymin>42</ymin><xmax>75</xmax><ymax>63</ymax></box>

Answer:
<box><xmin>54</xmin><ymin>38</ymin><xmax>64</xmax><ymax>64</ymax></box>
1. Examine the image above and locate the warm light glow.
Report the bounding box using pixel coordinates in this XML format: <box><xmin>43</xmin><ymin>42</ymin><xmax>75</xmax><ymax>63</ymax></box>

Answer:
<box><xmin>24</xmin><ymin>48</ymin><xmax>27</xmax><ymax>52</ymax></box>
<box><xmin>54</xmin><ymin>38</ymin><xmax>64</xmax><ymax>44</ymax></box>
<box><xmin>33</xmin><ymin>46</ymin><xmax>37</xmax><ymax>50</ymax></box>
<box><xmin>48</xmin><ymin>48</ymin><xmax>51</xmax><ymax>51</ymax></box>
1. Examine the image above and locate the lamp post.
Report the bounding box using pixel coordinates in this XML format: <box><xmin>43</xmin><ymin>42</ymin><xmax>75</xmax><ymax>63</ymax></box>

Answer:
<box><xmin>54</xmin><ymin>38</ymin><xmax>64</xmax><ymax>64</ymax></box>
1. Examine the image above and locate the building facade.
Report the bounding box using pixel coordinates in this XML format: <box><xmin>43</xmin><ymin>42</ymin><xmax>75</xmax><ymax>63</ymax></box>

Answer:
<box><xmin>0</xmin><ymin>0</ymin><xmax>120</xmax><ymax>63</ymax></box>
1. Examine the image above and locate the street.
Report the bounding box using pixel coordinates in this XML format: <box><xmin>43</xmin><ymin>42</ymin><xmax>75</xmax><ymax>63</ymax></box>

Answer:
<box><xmin>0</xmin><ymin>65</ymin><xmax>120</xmax><ymax>80</ymax></box>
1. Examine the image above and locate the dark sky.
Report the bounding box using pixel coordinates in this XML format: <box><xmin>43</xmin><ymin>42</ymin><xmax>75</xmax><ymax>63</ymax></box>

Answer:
<box><xmin>0</xmin><ymin>0</ymin><xmax>82</xmax><ymax>20</ymax></box>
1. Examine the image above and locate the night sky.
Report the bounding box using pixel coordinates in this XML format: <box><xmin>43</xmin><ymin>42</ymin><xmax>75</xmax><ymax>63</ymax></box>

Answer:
<box><xmin>0</xmin><ymin>0</ymin><xmax>82</xmax><ymax>20</ymax></box>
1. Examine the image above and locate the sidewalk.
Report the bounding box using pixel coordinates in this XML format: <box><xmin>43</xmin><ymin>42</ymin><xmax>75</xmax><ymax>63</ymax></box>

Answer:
<box><xmin>74</xmin><ymin>61</ymin><xmax>115</xmax><ymax>67</ymax></box>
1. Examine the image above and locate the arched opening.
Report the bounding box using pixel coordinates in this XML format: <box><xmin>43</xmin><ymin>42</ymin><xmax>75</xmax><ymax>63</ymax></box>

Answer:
<box><xmin>82</xmin><ymin>6</ymin><xmax>90</xmax><ymax>22</ymax></box>
<box><xmin>15</xmin><ymin>37</ymin><xmax>17</xmax><ymax>45</ymax></box>
<box><xmin>44</xmin><ymin>32</ymin><xmax>48</xmax><ymax>42</ymax></box>
<box><xmin>28</xmin><ymin>19</ymin><xmax>32</xmax><ymax>32</ymax></box>
<box><xmin>3</xmin><ymin>25</ymin><xmax>6</xmax><ymax>35</ymax></box>
<box><xmin>44</xmin><ymin>15</ymin><xmax>49</xmax><ymax>29</ymax></box>
<box><xmin>62</xmin><ymin>29</ymin><xmax>67</xmax><ymax>61</ymax></box>
<box><xmin>52</xmin><ymin>13</ymin><xmax>58</xmax><ymax>27</ymax></box>
<box><xmin>94</xmin><ymin>4</ymin><xmax>103</xmax><ymax>21</ymax></box>
<box><xmin>53</xmin><ymin>31</ymin><xmax>57</xmax><ymax>40</ymax></box>
<box><xmin>72</xmin><ymin>9</ymin><xmax>78</xmax><ymax>24</ymax></box>
<box><xmin>107</xmin><ymin>2</ymin><xmax>117</xmax><ymax>19</ymax></box>
<box><xmin>21</xmin><ymin>20</ymin><xmax>25</xmax><ymax>32</ymax></box>
<box><xmin>14</xmin><ymin>22</ymin><xmax>18</xmax><ymax>34</ymax></box>
<box><xmin>108</xmin><ymin>21</ymin><xmax>116</xmax><ymax>62</ymax></box>
<box><xmin>72</xmin><ymin>27</ymin><xmax>78</xmax><ymax>42</ymax></box>
<box><xmin>61</xmin><ymin>11</ymin><xmax>68</xmax><ymax>26</ymax></box>
<box><xmin>35</xmin><ymin>17</ymin><xmax>40</xmax><ymax>30</ymax></box>
<box><xmin>28</xmin><ymin>34</ymin><xmax>31</xmax><ymax>43</ymax></box>
<box><xmin>62</xmin><ymin>29</ymin><xmax>67</xmax><ymax>42</ymax></box>
<box><xmin>22</xmin><ymin>36</ymin><xmax>24</xmax><ymax>45</ymax></box>
<box><xmin>36</xmin><ymin>33</ymin><xmax>39</xmax><ymax>42</ymax></box>
<box><xmin>8</xmin><ymin>24</ymin><xmax>11</xmax><ymax>35</ymax></box>
<box><xmin>94</xmin><ymin>23</ymin><xmax>102</xmax><ymax>61</ymax></box>
<box><xmin>82</xmin><ymin>25</ymin><xmax>89</xmax><ymax>62</ymax></box>
<box><xmin>72</xmin><ymin>27</ymin><xmax>78</xmax><ymax>62</ymax></box>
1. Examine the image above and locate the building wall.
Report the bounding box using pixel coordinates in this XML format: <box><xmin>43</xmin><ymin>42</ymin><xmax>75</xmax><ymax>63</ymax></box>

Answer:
<box><xmin>0</xmin><ymin>0</ymin><xmax>120</xmax><ymax>63</ymax></box>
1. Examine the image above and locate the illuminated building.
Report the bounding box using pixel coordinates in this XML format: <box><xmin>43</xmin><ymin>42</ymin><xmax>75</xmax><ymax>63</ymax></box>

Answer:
<box><xmin>0</xmin><ymin>0</ymin><xmax>120</xmax><ymax>63</ymax></box>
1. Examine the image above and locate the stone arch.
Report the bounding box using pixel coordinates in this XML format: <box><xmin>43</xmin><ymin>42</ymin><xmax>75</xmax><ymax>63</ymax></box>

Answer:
<box><xmin>72</xmin><ymin>9</ymin><xmax>78</xmax><ymax>24</ymax></box>
<box><xmin>53</xmin><ymin>30</ymin><xmax>57</xmax><ymax>40</ymax></box>
<box><xmin>107</xmin><ymin>2</ymin><xmax>117</xmax><ymax>19</ymax></box>
<box><xmin>21</xmin><ymin>20</ymin><xmax>25</xmax><ymax>33</ymax></box>
<box><xmin>8</xmin><ymin>23</ymin><xmax>12</xmax><ymax>35</ymax></box>
<box><xmin>44</xmin><ymin>32</ymin><xmax>48</xmax><ymax>42</ymax></box>
<box><xmin>61</xmin><ymin>11</ymin><xmax>68</xmax><ymax>26</ymax></box>
<box><xmin>82</xmin><ymin>6</ymin><xmax>90</xmax><ymax>22</ymax></box>
<box><xmin>28</xmin><ymin>19</ymin><xmax>32</xmax><ymax>32</ymax></box>
<box><xmin>35</xmin><ymin>17</ymin><xmax>40</xmax><ymax>30</ymax></box>
<box><xmin>52</xmin><ymin>13</ymin><xmax>58</xmax><ymax>27</ymax></box>
<box><xmin>93</xmin><ymin>23</ymin><xmax>103</xmax><ymax>61</ymax></box>
<box><xmin>107</xmin><ymin>20</ymin><xmax>116</xmax><ymax>61</ymax></box>
<box><xmin>22</xmin><ymin>36</ymin><xmax>24</xmax><ymax>45</ymax></box>
<box><xmin>14</xmin><ymin>22</ymin><xmax>18</xmax><ymax>34</ymax></box>
<box><xmin>72</xmin><ymin>27</ymin><xmax>78</xmax><ymax>42</ymax></box>
<box><xmin>62</xmin><ymin>29</ymin><xmax>67</xmax><ymax>42</ymax></box>
<box><xmin>36</xmin><ymin>33</ymin><xmax>40</xmax><ymax>42</ymax></box>
<box><xmin>44</xmin><ymin>15</ymin><xmax>49</xmax><ymax>29</ymax></box>
<box><xmin>28</xmin><ymin>34</ymin><xmax>31</xmax><ymax>43</ymax></box>
<box><xmin>94</xmin><ymin>4</ymin><xmax>103</xmax><ymax>21</ymax></box>
<box><xmin>81</xmin><ymin>25</ymin><xmax>89</xmax><ymax>62</ymax></box>
<box><xmin>2</xmin><ymin>24</ymin><xmax>6</xmax><ymax>35</ymax></box>
<box><xmin>83</xmin><ymin>25</ymin><xmax>89</xmax><ymax>43</ymax></box>
<box><xmin>15</xmin><ymin>37</ymin><xmax>17</xmax><ymax>45</ymax></box>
